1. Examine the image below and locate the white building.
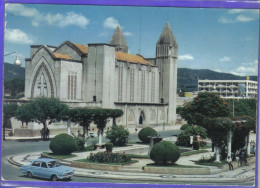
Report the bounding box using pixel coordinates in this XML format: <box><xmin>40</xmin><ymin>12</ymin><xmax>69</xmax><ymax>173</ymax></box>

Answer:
<box><xmin>24</xmin><ymin>22</ymin><xmax>179</xmax><ymax>126</ymax></box>
<box><xmin>198</xmin><ymin>80</ymin><xmax>258</xmax><ymax>99</ymax></box>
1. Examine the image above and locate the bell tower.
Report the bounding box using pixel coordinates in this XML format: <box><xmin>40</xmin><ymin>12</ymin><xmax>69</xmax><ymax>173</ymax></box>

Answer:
<box><xmin>156</xmin><ymin>22</ymin><xmax>178</xmax><ymax>125</ymax></box>
<box><xmin>110</xmin><ymin>25</ymin><xmax>128</xmax><ymax>53</ymax></box>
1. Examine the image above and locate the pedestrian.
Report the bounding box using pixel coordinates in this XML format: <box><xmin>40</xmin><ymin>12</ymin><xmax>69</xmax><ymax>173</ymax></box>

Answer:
<box><xmin>227</xmin><ymin>156</ymin><xmax>233</xmax><ymax>170</ymax></box>
<box><xmin>40</xmin><ymin>128</ymin><xmax>44</xmax><ymax>139</ymax></box>
<box><xmin>45</xmin><ymin>128</ymin><xmax>50</xmax><ymax>139</ymax></box>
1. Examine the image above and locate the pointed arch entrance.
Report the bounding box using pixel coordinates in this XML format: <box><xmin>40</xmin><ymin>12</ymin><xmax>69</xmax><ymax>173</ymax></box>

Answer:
<box><xmin>139</xmin><ymin>110</ymin><xmax>145</xmax><ymax>125</ymax></box>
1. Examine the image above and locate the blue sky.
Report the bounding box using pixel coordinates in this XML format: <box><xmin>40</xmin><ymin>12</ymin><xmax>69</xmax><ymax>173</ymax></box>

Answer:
<box><xmin>3</xmin><ymin>4</ymin><xmax>259</xmax><ymax>76</ymax></box>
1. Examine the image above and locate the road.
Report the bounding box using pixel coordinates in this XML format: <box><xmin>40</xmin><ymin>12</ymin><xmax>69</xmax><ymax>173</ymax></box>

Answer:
<box><xmin>1</xmin><ymin>129</ymin><xmax>255</xmax><ymax>186</ymax></box>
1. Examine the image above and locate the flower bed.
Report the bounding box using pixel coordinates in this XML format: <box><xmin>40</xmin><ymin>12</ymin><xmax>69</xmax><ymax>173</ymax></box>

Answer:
<box><xmin>89</xmin><ymin>151</ymin><xmax>131</xmax><ymax>163</ymax></box>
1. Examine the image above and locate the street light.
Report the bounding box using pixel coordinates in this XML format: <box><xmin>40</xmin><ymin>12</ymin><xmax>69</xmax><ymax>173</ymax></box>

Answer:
<box><xmin>4</xmin><ymin>52</ymin><xmax>21</xmax><ymax>66</ymax></box>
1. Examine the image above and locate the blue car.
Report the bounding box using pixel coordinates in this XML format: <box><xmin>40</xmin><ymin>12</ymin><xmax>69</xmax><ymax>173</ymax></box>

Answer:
<box><xmin>20</xmin><ymin>158</ymin><xmax>74</xmax><ymax>181</ymax></box>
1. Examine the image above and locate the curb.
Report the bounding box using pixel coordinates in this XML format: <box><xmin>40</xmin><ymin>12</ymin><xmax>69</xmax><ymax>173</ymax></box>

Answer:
<box><xmin>7</xmin><ymin>155</ymin><xmax>255</xmax><ymax>184</ymax></box>
<box><xmin>8</xmin><ymin>156</ymin><xmax>22</xmax><ymax>167</ymax></box>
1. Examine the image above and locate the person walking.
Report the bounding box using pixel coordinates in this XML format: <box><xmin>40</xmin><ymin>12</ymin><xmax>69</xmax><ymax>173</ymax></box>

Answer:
<box><xmin>45</xmin><ymin>128</ymin><xmax>50</xmax><ymax>139</ymax></box>
<box><xmin>227</xmin><ymin>156</ymin><xmax>233</xmax><ymax>170</ymax></box>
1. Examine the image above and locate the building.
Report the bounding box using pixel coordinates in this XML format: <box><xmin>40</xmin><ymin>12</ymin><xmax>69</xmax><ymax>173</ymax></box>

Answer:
<box><xmin>198</xmin><ymin>80</ymin><xmax>258</xmax><ymax>99</ymax></box>
<box><xmin>24</xmin><ymin>22</ymin><xmax>179</xmax><ymax>126</ymax></box>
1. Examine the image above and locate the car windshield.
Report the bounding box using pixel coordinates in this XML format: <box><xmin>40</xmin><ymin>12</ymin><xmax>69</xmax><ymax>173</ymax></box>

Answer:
<box><xmin>48</xmin><ymin>161</ymin><xmax>61</xmax><ymax>168</ymax></box>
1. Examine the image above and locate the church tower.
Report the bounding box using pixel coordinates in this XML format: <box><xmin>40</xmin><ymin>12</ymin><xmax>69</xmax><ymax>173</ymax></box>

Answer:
<box><xmin>110</xmin><ymin>26</ymin><xmax>128</xmax><ymax>53</ymax></box>
<box><xmin>156</xmin><ymin>22</ymin><xmax>178</xmax><ymax>125</ymax></box>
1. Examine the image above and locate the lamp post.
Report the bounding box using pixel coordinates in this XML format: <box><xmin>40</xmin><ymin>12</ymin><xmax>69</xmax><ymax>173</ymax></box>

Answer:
<box><xmin>4</xmin><ymin>52</ymin><xmax>21</xmax><ymax>66</ymax></box>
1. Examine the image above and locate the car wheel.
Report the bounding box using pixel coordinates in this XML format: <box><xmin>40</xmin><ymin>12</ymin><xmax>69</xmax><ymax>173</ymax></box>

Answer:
<box><xmin>51</xmin><ymin>175</ymin><xmax>58</xmax><ymax>181</ymax></box>
<box><xmin>27</xmin><ymin>171</ymin><xmax>32</xmax><ymax>178</ymax></box>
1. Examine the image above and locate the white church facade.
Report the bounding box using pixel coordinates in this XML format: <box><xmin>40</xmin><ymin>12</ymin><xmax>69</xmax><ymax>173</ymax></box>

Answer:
<box><xmin>24</xmin><ymin>22</ymin><xmax>178</xmax><ymax>126</ymax></box>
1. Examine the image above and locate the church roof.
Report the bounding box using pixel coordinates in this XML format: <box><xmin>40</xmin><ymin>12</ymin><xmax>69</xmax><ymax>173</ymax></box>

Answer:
<box><xmin>73</xmin><ymin>43</ymin><xmax>88</xmax><ymax>55</ymax></box>
<box><xmin>53</xmin><ymin>52</ymin><xmax>72</xmax><ymax>60</ymax></box>
<box><xmin>157</xmin><ymin>22</ymin><xmax>177</xmax><ymax>45</ymax></box>
<box><xmin>116</xmin><ymin>52</ymin><xmax>152</xmax><ymax>65</ymax></box>
<box><xmin>110</xmin><ymin>26</ymin><xmax>128</xmax><ymax>48</ymax></box>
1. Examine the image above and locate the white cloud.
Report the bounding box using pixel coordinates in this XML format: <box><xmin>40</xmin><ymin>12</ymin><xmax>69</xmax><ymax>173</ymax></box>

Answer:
<box><xmin>230</xmin><ymin>66</ymin><xmax>257</xmax><ymax>76</ymax></box>
<box><xmin>214</xmin><ymin>69</ymin><xmax>222</xmax><ymax>73</ymax></box>
<box><xmin>179</xmin><ymin>54</ymin><xmax>194</xmax><ymax>61</ymax></box>
<box><xmin>6</xmin><ymin>4</ymin><xmax>40</xmax><ymax>17</ymax></box>
<box><xmin>103</xmin><ymin>17</ymin><xmax>120</xmax><ymax>29</ymax></box>
<box><xmin>6</xmin><ymin>4</ymin><xmax>89</xmax><ymax>28</ymax></box>
<box><xmin>44</xmin><ymin>12</ymin><xmax>90</xmax><ymax>28</ymax></box>
<box><xmin>236</xmin><ymin>14</ymin><xmax>254</xmax><ymax>22</ymax></box>
<box><xmin>123</xmin><ymin>32</ymin><xmax>133</xmax><ymax>36</ymax></box>
<box><xmin>228</xmin><ymin>9</ymin><xmax>245</xmax><ymax>14</ymax></box>
<box><xmin>219</xmin><ymin>56</ymin><xmax>231</xmax><ymax>62</ymax></box>
<box><xmin>5</xmin><ymin>28</ymin><xmax>34</xmax><ymax>44</ymax></box>
<box><xmin>218</xmin><ymin>17</ymin><xmax>234</xmax><ymax>24</ymax></box>
<box><xmin>230</xmin><ymin>60</ymin><xmax>258</xmax><ymax>76</ymax></box>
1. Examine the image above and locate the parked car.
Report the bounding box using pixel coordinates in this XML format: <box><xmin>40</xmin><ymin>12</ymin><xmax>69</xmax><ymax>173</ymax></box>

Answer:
<box><xmin>20</xmin><ymin>158</ymin><xmax>74</xmax><ymax>181</ymax></box>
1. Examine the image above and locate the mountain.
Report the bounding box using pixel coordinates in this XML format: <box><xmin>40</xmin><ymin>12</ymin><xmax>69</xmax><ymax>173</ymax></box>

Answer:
<box><xmin>3</xmin><ymin>62</ymin><xmax>257</xmax><ymax>92</ymax></box>
<box><xmin>4</xmin><ymin>62</ymin><xmax>25</xmax><ymax>80</ymax></box>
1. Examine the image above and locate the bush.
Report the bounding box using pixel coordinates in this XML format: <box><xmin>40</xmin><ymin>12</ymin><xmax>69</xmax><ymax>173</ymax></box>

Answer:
<box><xmin>150</xmin><ymin>141</ymin><xmax>180</xmax><ymax>165</ymax></box>
<box><xmin>180</xmin><ymin>124</ymin><xmax>191</xmax><ymax>130</ymax></box>
<box><xmin>138</xmin><ymin>127</ymin><xmax>158</xmax><ymax>143</ymax></box>
<box><xmin>106</xmin><ymin>125</ymin><xmax>129</xmax><ymax>146</ymax></box>
<box><xmin>176</xmin><ymin>126</ymin><xmax>207</xmax><ymax>147</ymax></box>
<box><xmin>193</xmin><ymin>141</ymin><xmax>200</xmax><ymax>150</ymax></box>
<box><xmin>105</xmin><ymin>142</ymin><xmax>113</xmax><ymax>152</ymax></box>
<box><xmin>75</xmin><ymin>137</ymin><xmax>85</xmax><ymax>151</ymax></box>
<box><xmin>85</xmin><ymin>145</ymin><xmax>95</xmax><ymax>151</ymax></box>
<box><xmin>88</xmin><ymin>151</ymin><xmax>131</xmax><ymax>163</ymax></box>
<box><xmin>49</xmin><ymin>133</ymin><xmax>77</xmax><ymax>155</ymax></box>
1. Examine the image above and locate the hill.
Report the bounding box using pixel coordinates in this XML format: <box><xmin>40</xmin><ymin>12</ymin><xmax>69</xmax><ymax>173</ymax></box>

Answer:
<box><xmin>4</xmin><ymin>62</ymin><xmax>25</xmax><ymax>80</ymax></box>
<box><xmin>3</xmin><ymin>62</ymin><xmax>257</xmax><ymax>92</ymax></box>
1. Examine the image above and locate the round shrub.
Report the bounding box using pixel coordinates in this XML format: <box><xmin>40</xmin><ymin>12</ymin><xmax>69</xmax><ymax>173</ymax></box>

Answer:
<box><xmin>193</xmin><ymin>141</ymin><xmax>200</xmax><ymax>150</ymax></box>
<box><xmin>49</xmin><ymin>133</ymin><xmax>77</xmax><ymax>155</ymax></box>
<box><xmin>138</xmin><ymin>127</ymin><xmax>158</xmax><ymax>143</ymax></box>
<box><xmin>150</xmin><ymin>141</ymin><xmax>180</xmax><ymax>165</ymax></box>
<box><xmin>75</xmin><ymin>137</ymin><xmax>85</xmax><ymax>151</ymax></box>
<box><xmin>106</xmin><ymin>125</ymin><xmax>129</xmax><ymax>146</ymax></box>
<box><xmin>180</xmin><ymin>124</ymin><xmax>191</xmax><ymax>130</ymax></box>
<box><xmin>105</xmin><ymin>142</ymin><xmax>113</xmax><ymax>152</ymax></box>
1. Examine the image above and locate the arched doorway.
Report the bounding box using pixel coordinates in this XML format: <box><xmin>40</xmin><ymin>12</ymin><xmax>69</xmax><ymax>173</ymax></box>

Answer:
<box><xmin>139</xmin><ymin>111</ymin><xmax>145</xmax><ymax>125</ymax></box>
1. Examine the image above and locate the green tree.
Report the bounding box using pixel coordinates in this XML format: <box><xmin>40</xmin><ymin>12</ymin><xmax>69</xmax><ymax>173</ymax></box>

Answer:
<box><xmin>15</xmin><ymin>97</ymin><xmax>68</xmax><ymax>140</ymax></box>
<box><xmin>92</xmin><ymin>109</ymin><xmax>111</xmax><ymax>145</ymax></box>
<box><xmin>226</xmin><ymin>99</ymin><xmax>257</xmax><ymax>118</ymax></box>
<box><xmin>180</xmin><ymin>93</ymin><xmax>234</xmax><ymax>159</ymax></box>
<box><xmin>3</xmin><ymin>104</ymin><xmax>18</xmax><ymax>140</ymax></box>
<box><xmin>109</xmin><ymin>109</ymin><xmax>124</xmax><ymax>126</ymax></box>
<box><xmin>15</xmin><ymin>103</ymin><xmax>34</xmax><ymax>127</ymax></box>
<box><xmin>68</xmin><ymin>108</ymin><xmax>93</xmax><ymax>139</ymax></box>
<box><xmin>4</xmin><ymin>78</ymin><xmax>24</xmax><ymax>97</ymax></box>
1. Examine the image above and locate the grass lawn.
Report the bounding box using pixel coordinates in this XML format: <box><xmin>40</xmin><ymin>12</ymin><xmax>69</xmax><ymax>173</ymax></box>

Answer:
<box><xmin>127</xmin><ymin>154</ymin><xmax>149</xmax><ymax>159</ymax></box>
<box><xmin>75</xmin><ymin>158</ymin><xmax>138</xmax><ymax>165</ymax></box>
<box><xmin>146</xmin><ymin>163</ymin><xmax>202</xmax><ymax>168</ymax></box>
<box><xmin>195</xmin><ymin>161</ymin><xmax>228</xmax><ymax>166</ymax></box>
<box><xmin>180</xmin><ymin>149</ymin><xmax>208</xmax><ymax>157</ymax></box>
<box><xmin>42</xmin><ymin>152</ymin><xmax>77</xmax><ymax>159</ymax></box>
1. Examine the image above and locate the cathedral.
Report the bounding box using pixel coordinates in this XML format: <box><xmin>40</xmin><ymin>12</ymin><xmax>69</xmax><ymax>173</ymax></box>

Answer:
<box><xmin>24</xmin><ymin>22</ymin><xmax>178</xmax><ymax>126</ymax></box>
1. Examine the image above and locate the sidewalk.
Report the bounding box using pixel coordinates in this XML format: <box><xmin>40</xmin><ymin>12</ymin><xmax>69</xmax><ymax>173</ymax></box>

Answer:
<box><xmin>8</xmin><ymin>150</ymin><xmax>256</xmax><ymax>184</ymax></box>
<box><xmin>5</xmin><ymin>124</ymin><xmax>182</xmax><ymax>141</ymax></box>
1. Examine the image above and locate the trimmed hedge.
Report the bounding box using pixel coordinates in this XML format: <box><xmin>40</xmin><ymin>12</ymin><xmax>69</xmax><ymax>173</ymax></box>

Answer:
<box><xmin>138</xmin><ymin>127</ymin><xmax>158</xmax><ymax>143</ymax></box>
<box><xmin>105</xmin><ymin>142</ymin><xmax>113</xmax><ymax>152</ymax></box>
<box><xmin>150</xmin><ymin>141</ymin><xmax>180</xmax><ymax>165</ymax></box>
<box><xmin>49</xmin><ymin>133</ymin><xmax>77</xmax><ymax>155</ymax></box>
<box><xmin>180</xmin><ymin>124</ymin><xmax>192</xmax><ymax>130</ymax></box>
<box><xmin>193</xmin><ymin>141</ymin><xmax>200</xmax><ymax>150</ymax></box>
